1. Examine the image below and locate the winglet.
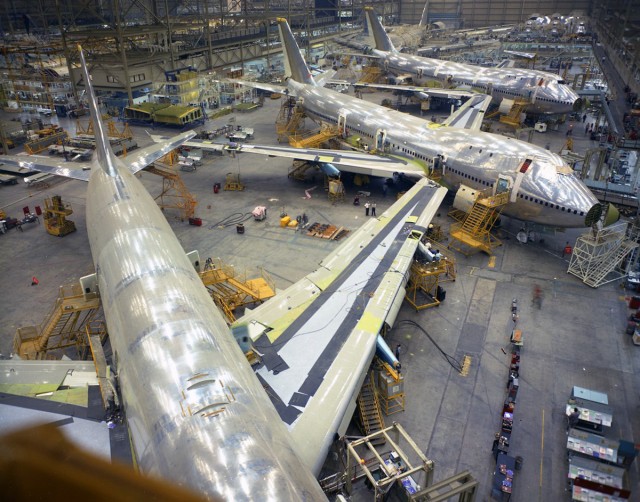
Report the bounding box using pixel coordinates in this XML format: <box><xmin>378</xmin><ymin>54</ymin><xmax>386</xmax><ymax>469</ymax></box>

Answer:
<box><xmin>77</xmin><ymin>44</ymin><xmax>117</xmax><ymax>176</ymax></box>
<box><xmin>364</xmin><ymin>7</ymin><xmax>396</xmax><ymax>53</ymax></box>
<box><xmin>276</xmin><ymin>18</ymin><xmax>316</xmax><ymax>86</ymax></box>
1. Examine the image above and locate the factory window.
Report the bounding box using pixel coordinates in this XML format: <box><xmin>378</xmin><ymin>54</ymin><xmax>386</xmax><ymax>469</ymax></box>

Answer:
<box><xmin>130</xmin><ymin>73</ymin><xmax>146</xmax><ymax>82</ymax></box>
<box><xmin>107</xmin><ymin>75</ymin><xmax>118</xmax><ymax>83</ymax></box>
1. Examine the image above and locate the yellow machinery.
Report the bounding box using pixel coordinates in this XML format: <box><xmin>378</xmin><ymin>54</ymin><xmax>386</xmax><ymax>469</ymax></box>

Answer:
<box><xmin>498</xmin><ymin>98</ymin><xmax>530</xmax><ymax>127</ymax></box>
<box><xmin>24</xmin><ymin>130</ymin><xmax>68</xmax><ymax>154</ymax></box>
<box><xmin>224</xmin><ymin>173</ymin><xmax>245</xmax><ymax>191</ymax></box>
<box><xmin>288</xmin><ymin>125</ymin><xmax>341</xmax><ymax>149</ymax></box>
<box><xmin>328</xmin><ymin>179</ymin><xmax>345</xmax><ymax>203</ymax></box>
<box><xmin>44</xmin><ymin>195</ymin><xmax>76</xmax><ymax>236</ymax></box>
<box><xmin>405</xmin><ymin>240</ymin><xmax>456</xmax><ymax>310</ymax></box>
<box><xmin>13</xmin><ymin>283</ymin><xmax>101</xmax><ymax>360</ymax></box>
<box><xmin>357</xmin><ymin>66</ymin><xmax>383</xmax><ymax>85</ymax></box>
<box><xmin>376</xmin><ymin>362</ymin><xmax>405</xmax><ymax>415</ymax></box>
<box><xmin>449</xmin><ymin>189</ymin><xmax>510</xmax><ymax>256</ymax></box>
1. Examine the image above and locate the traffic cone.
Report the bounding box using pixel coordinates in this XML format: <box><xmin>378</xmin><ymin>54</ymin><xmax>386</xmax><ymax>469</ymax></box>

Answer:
<box><xmin>31</xmin><ymin>276</ymin><xmax>39</xmax><ymax>286</ymax></box>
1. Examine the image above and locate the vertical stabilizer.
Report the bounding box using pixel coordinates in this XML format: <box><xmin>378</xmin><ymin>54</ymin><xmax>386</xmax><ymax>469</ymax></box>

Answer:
<box><xmin>364</xmin><ymin>7</ymin><xmax>396</xmax><ymax>53</ymax></box>
<box><xmin>276</xmin><ymin>18</ymin><xmax>316</xmax><ymax>86</ymax></box>
<box><xmin>77</xmin><ymin>45</ymin><xmax>117</xmax><ymax>176</ymax></box>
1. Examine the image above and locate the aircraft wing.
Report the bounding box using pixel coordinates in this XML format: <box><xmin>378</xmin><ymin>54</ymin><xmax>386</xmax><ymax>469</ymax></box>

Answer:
<box><xmin>0</xmin><ymin>154</ymin><xmax>91</xmax><ymax>181</ymax></box>
<box><xmin>148</xmin><ymin>135</ymin><xmax>428</xmax><ymax>179</ymax></box>
<box><xmin>353</xmin><ymin>82</ymin><xmax>475</xmax><ymax>100</ymax></box>
<box><xmin>228</xmin><ymin>79</ymin><xmax>291</xmax><ymax>96</ymax></box>
<box><xmin>125</xmin><ymin>130</ymin><xmax>196</xmax><ymax>174</ymax></box>
<box><xmin>441</xmin><ymin>93</ymin><xmax>492</xmax><ymax>131</ymax></box>
<box><xmin>315</xmin><ymin>70</ymin><xmax>337</xmax><ymax>87</ymax></box>
<box><xmin>0</xmin><ymin>130</ymin><xmax>197</xmax><ymax>182</ymax></box>
<box><xmin>232</xmin><ymin>178</ymin><xmax>447</xmax><ymax>473</ymax></box>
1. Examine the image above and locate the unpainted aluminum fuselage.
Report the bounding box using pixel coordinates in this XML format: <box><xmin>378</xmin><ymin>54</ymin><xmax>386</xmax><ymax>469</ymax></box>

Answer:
<box><xmin>289</xmin><ymin>80</ymin><xmax>597</xmax><ymax>227</ymax></box>
<box><xmin>374</xmin><ymin>49</ymin><xmax>580</xmax><ymax>115</ymax></box>
<box><xmin>85</xmin><ymin>152</ymin><xmax>327</xmax><ymax>501</ymax></box>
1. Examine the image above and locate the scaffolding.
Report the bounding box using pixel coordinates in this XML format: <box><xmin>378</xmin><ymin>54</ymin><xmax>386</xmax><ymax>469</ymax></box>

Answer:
<box><xmin>288</xmin><ymin>125</ymin><xmax>341</xmax><ymax>149</ymax></box>
<box><xmin>275</xmin><ymin>97</ymin><xmax>306</xmax><ymax>142</ymax></box>
<box><xmin>145</xmin><ymin>164</ymin><xmax>197</xmax><ymax>220</ymax></box>
<box><xmin>406</xmin><ymin>242</ymin><xmax>456</xmax><ymax>310</ymax></box>
<box><xmin>567</xmin><ymin>221</ymin><xmax>639</xmax><ymax>288</ymax></box>
<box><xmin>344</xmin><ymin>423</ymin><xmax>435</xmax><ymax>501</ymax></box>
<box><xmin>13</xmin><ymin>283</ymin><xmax>101</xmax><ymax>360</ymax></box>
<box><xmin>358</xmin><ymin>66</ymin><xmax>383</xmax><ymax>85</ymax></box>
<box><xmin>449</xmin><ymin>190</ymin><xmax>509</xmax><ymax>256</ymax></box>
<box><xmin>200</xmin><ymin>258</ymin><xmax>275</xmax><ymax>323</ymax></box>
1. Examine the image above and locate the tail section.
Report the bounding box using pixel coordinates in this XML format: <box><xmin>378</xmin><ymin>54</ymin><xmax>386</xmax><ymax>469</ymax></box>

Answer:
<box><xmin>77</xmin><ymin>45</ymin><xmax>118</xmax><ymax>176</ymax></box>
<box><xmin>364</xmin><ymin>7</ymin><xmax>396</xmax><ymax>53</ymax></box>
<box><xmin>276</xmin><ymin>18</ymin><xmax>316</xmax><ymax>86</ymax></box>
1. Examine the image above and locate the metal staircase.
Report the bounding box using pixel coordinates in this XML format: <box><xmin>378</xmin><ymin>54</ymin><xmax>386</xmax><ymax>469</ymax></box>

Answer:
<box><xmin>275</xmin><ymin>97</ymin><xmax>305</xmax><ymax>141</ymax></box>
<box><xmin>356</xmin><ymin>371</ymin><xmax>385</xmax><ymax>445</ymax></box>
<box><xmin>357</xmin><ymin>66</ymin><xmax>382</xmax><ymax>85</ymax></box>
<box><xmin>86</xmin><ymin>320</ymin><xmax>114</xmax><ymax>408</ymax></box>
<box><xmin>200</xmin><ymin>258</ymin><xmax>276</xmax><ymax>323</ymax></box>
<box><xmin>499</xmin><ymin>98</ymin><xmax>530</xmax><ymax>127</ymax></box>
<box><xmin>145</xmin><ymin>164</ymin><xmax>197</xmax><ymax>221</ymax></box>
<box><xmin>449</xmin><ymin>190</ymin><xmax>510</xmax><ymax>256</ymax></box>
<box><xmin>288</xmin><ymin>125</ymin><xmax>341</xmax><ymax>149</ymax></box>
<box><xmin>13</xmin><ymin>283</ymin><xmax>101</xmax><ymax>360</ymax></box>
<box><xmin>568</xmin><ymin>222</ymin><xmax>639</xmax><ymax>288</ymax></box>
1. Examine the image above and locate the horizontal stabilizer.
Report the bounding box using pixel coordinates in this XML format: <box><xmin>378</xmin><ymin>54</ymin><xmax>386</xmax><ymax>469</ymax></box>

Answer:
<box><xmin>126</xmin><ymin>130</ymin><xmax>196</xmax><ymax>174</ymax></box>
<box><xmin>0</xmin><ymin>155</ymin><xmax>91</xmax><ymax>181</ymax></box>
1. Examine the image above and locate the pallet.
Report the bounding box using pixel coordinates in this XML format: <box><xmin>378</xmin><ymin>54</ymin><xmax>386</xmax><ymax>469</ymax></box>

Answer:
<box><xmin>306</xmin><ymin>222</ymin><xmax>350</xmax><ymax>241</ymax></box>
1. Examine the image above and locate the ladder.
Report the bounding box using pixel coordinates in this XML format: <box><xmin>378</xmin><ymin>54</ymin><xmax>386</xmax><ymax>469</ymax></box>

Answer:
<box><xmin>275</xmin><ymin>98</ymin><xmax>305</xmax><ymax>141</ymax></box>
<box><xmin>449</xmin><ymin>190</ymin><xmax>509</xmax><ymax>256</ymax></box>
<box><xmin>356</xmin><ymin>372</ymin><xmax>385</xmax><ymax>445</ymax></box>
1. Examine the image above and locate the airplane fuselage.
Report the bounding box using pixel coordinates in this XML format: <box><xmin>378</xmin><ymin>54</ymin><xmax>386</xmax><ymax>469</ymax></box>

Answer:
<box><xmin>85</xmin><ymin>152</ymin><xmax>327</xmax><ymax>500</ymax></box>
<box><xmin>291</xmin><ymin>80</ymin><xmax>597</xmax><ymax>227</ymax></box>
<box><xmin>374</xmin><ymin>50</ymin><xmax>579</xmax><ymax>115</ymax></box>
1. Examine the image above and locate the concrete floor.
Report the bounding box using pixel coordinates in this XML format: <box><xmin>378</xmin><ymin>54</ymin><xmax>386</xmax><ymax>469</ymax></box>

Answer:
<box><xmin>0</xmin><ymin>92</ymin><xmax>638</xmax><ymax>501</ymax></box>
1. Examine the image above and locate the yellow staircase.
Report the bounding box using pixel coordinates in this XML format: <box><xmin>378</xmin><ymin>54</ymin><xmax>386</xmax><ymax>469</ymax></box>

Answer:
<box><xmin>145</xmin><ymin>164</ymin><xmax>197</xmax><ymax>220</ymax></box>
<box><xmin>200</xmin><ymin>259</ymin><xmax>276</xmax><ymax>323</ymax></box>
<box><xmin>288</xmin><ymin>125</ymin><xmax>341</xmax><ymax>149</ymax></box>
<box><xmin>13</xmin><ymin>284</ymin><xmax>101</xmax><ymax>360</ymax></box>
<box><xmin>357</xmin><ymin>66</ymin><xmax>383</xmax><ymax>85</ymax></box>
<box><xmin>275</xmin><ymin>97</ymin><xmax>306</xmax><ymax>141</ymax></box>
<box><xmin>449</xmin><ymin>190</ymin><xmax>510</xmax><ymax>256</ymax></box>
<box><xmin>356</xmin><ymin>371</ymin><xmax>385</xmax><ymax>445</ymax></box>
<box><xmin>499</xmin><ymin>98</ymin><xmax>530</xmax><ymax>127</ymax></box>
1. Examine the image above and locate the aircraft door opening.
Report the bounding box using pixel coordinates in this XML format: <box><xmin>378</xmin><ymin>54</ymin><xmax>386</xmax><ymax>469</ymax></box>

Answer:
<box><xmin>338</xmin><ymin>112</ymin><xmax>347</xmax><ymax>136</ymax></box>
<box><xmin>494</xmin><ymin>175</ymin><xmax>511</xmax><ymax>195</ymax></box>
<box><xmin>375</xmin><ymin>129</ymin><xmax>387</xmax><ymax>150</ymax></box>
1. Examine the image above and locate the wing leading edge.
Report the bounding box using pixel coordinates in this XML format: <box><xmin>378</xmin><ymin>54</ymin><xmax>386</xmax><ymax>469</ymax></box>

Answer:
<box><xmin>232</xmin><ymin>178</ymin><xmax>447</xmax><ymax>474</ymax></box>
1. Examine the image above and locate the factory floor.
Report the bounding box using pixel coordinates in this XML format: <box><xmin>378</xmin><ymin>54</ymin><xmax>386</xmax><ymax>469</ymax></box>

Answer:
<box><xmin>0</xmin><ymin>93</ymin><xmax>638</xmax><ymax>502</ymax></box>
